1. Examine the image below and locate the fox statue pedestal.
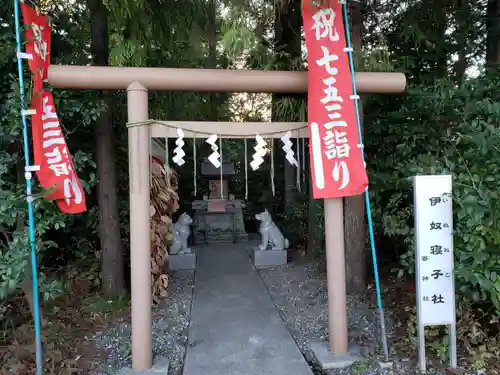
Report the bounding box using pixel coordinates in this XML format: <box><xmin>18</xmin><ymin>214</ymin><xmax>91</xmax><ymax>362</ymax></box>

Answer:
<box><xmin>252</xmin><ymin>209</ymin><xmax>289</xmax><ymax>268</ymax></box>
<box><xmin>169</xmin><ymin>251</ymin><xmax>196</xmax><ymax>271</ymax></box>
<box><xmin>253</xmin><ymin>248</ymin><xmax>288</xmax><ymax>268</ymax></box>
<box><xmin>169</xmin><ymin>213</ymin><xmax>197</xmax><ymax>271</ymax></box>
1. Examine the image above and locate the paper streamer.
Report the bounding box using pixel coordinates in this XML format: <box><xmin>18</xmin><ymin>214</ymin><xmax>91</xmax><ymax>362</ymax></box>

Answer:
<box><xmin>172</xmin><ymin>128</ymin><xmax>185</xmax><ymax>166</ymax></box>
<box><xmin>281</xmin><ymin>130</ymin><xmax>299</xmax><ymax>167</ymax></box>
<box><xmin>250</xmin><ymin>135</ymin><xmax>268</xmax><ymax>171</ymax></box>
<box><xmin>206</xmin><ymin>134</ymin><xmax>221</xmax><ymax>168</ymax></box>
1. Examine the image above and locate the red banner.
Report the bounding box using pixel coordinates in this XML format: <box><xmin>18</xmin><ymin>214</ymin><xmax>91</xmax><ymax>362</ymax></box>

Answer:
<box><xmin>20</xmin><ymin>2</ymin><xmax>51</xmax><ymax>80</ymax></box>
<box><xmin>21</xmin><ymin>3</ymin><xmax>86</xmax><ymax>214</ymax></box>
<box><xmin>303</xmin><ymin>0</ymin><xmax>368</xmax><ymax>199</ymax></box>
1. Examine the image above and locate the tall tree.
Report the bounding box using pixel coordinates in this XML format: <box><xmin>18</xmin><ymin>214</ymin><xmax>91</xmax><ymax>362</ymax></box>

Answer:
<box><xmin>273</xmin><ymin>0</ymin><xmax>303</xmax><ymax>215</ymax></box>
<box><xmin>486</xmin><ymin>0</ymin><xmax>500</xmax><ymax>67</ymax></box>
<box><xmin>344</xmin><ymin>1</ymin><xmax>367</xmax><ymax>295</ymax></box>
<box><xmin>88</xmin><ymin>0</ymin><xmax>125</xmax><ymax>296</ymax></box>
<box><xmin>385</xmin><ymin>0</ymin><xmax>453</xmax><ymax>84</ymax></box>
<box><xmin>454</xmin><ymin>0</ymin><xmax>470</xmax><ymax>81</ymax></box>
<box><xmin>206</xmin><ymin>0</ymin><xmax>218</xmax><ymax>120</ymax></box>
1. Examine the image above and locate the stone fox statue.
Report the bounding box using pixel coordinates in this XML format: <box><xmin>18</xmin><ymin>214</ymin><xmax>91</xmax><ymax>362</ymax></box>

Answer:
<box><xmin>170</xmin><ymin>213</ymin><xmax>193</xmax><ymax>255</ymax></box>
<box><xmin>255</xmin><ymin>209</ymin><xmax>289</xmax><ymax>251</ymax></box>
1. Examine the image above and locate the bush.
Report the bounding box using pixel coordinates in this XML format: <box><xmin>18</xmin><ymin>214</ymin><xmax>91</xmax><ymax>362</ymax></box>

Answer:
<box><xmin>367</xmin><ymin>73</ymin><xmax>500</xmax><ymax>312</ymax></box>
<box><xmin>0</xmin><ymin>82</ymin><xmax>99</xmax><ymax>304</ymax></box>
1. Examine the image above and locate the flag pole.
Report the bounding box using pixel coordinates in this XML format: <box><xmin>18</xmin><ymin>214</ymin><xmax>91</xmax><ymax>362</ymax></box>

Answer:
<box><xmin>341</xmin><ymin>0</ymin><xmax>390</xmax><ymax>362</ymax></box>
<box><xmin>13</xmin><ymin>1</ymin><xmax>44</xmax><ymax>374</ymax></box>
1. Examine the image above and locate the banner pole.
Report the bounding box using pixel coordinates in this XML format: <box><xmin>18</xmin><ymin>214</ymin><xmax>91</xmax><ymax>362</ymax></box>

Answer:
<box><xmin>341</xmin><ymin>0</ymin><xmax>390</xmax><ymax>361</ymax></box>
<box><xmin>13</xmin><ymin>1</ymin><xmax>44</xmax><ymax>374</ymax></box>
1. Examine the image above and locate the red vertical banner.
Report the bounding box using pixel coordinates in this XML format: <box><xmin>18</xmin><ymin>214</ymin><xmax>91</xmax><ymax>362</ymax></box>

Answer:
<box><xmin>21</xmin><ymin>3</ymin><xmax>86</xmax><ymax>214</ymax></box>
<box><xmin>303</xmin><ymin>0</ymin><xmax>368</xmax><ymax>199</ymax></box>
<box><xmin>20</xmin><ymin>2</ymin><xmax>51</xmax><ymax>80</ymax></box>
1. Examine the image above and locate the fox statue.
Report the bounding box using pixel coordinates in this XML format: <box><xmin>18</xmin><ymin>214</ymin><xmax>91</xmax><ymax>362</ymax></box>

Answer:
<box><xmin>170</xmin><ymin>213</ymin><xmax>193</xmax><ymax>255</ymax></box>
<box><xmin>255</xmin><ymin>209</ymin><xmax>289</xmax><ymax>251</ymax></box>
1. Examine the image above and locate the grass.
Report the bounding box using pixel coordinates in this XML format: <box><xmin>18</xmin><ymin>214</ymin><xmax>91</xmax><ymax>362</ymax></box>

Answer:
<box><xmin>350</xmin><ymin>359</ymin><xmax>373</xmax><ymax>375</ymax></box>
<box><xmin>0</xmin><ymin>275</ymin><xmax>131</xmax><ymax>375</ymax></box>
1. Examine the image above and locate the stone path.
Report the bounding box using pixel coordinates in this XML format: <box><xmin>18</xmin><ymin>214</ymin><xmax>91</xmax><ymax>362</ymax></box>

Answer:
<box><xmin>183</xmin><ymin>243</ymin><xmax>313</xmax><ymax>375</ymax></box>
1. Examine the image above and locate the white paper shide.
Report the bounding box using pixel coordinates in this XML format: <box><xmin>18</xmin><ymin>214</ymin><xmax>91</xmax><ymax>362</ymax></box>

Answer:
<box><xmin>414</xmin><ymin>175</ymin><xmax>455</xmax><ymax>326</ymax></box>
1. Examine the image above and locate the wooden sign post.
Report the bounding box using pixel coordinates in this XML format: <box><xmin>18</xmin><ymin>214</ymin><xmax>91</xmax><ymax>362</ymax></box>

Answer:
<box><xmin>414</xmin><ymin>175</ymin><xmax>457</xmax><ymax>373</ymax></box>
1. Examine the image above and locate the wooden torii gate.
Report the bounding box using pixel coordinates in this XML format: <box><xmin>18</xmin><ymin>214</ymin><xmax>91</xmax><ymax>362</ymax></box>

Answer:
<box><xmin>48</xmin><ymin>65</ymin><xmax>406</xmax><ymax>371</ymax></box>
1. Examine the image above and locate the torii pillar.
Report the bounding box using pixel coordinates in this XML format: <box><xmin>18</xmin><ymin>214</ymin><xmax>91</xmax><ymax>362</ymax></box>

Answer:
<box><xmin>48</xmin><ymin>65</ymin><xmax>406</xmax><ymax>371</ymax></box>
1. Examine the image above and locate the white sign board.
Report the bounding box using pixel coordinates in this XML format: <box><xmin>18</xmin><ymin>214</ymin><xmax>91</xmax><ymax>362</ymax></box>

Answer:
<box><xmin>413</xmin><ymin>175</ymin><xmax>457</xmax><ymax>372</ymax></box>
<box><xmin>414</xmin><ymin>175</ymin><xmax>455</xmax><ymax>325</ymax></box>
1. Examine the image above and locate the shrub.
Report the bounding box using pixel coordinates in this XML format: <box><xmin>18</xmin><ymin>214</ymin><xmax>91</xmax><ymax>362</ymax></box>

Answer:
<box><xmin>367</xmin><ymin>73</ymin><xmax>500</xmax><ymax>312</ymax></box>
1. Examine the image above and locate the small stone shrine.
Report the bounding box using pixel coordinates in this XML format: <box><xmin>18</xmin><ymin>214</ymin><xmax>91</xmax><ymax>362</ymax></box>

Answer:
<box><xmin>192</xmin><ymin>158</ymin><xmax>248</xmax><ymax>243</ymax></box>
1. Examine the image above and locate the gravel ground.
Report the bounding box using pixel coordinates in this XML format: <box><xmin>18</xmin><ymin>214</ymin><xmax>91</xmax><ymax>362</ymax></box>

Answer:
<box><xmin>85</xmin><ymin>253</ymin><xmax>485</xmax><ymax>375</ymax></box>
<box><xmin>91</xmin><ymin>270</ymin><xmax>195</xmax><ymax>375</ymax></box>
<box><xmin>257</xmin><ymin>260</ymin><xmax>479</xmax><ymax>375</ymax></box>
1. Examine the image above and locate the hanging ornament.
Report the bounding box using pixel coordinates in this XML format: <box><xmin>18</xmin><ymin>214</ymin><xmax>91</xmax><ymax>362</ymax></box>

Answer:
<box><xmin>301</xmin><ymin>137</ymin><xmax>306</xmax><ymax>184</ymax></box>
<box><xmin>165</xmin><ymin>137</ymin><xmax>169</xmax><ymax>167</ymax></box>
<box><xmin>206</xmin><ymin>134</ymin><xmax>221</xmax><ymax>168</ymax></box>
<box><xmin>244</xmin><ymin>138</ymin><xmax>248</xmax><ymax>200</ymax></box>
<box><xmin>149</xmin><ymin>136</ymin><xmax>153</xmax><ymax>185</ymax></box>
<box><xmin>270</xmin><ymin>139</ymin><xmax>275</xmax><ymax>196</ymax></box>
<box><xmin>281</xmin><ymin>131</ymin><xmax>299</xmax><ymax>167</ymax></box>
<box><xmin>193</xmin><ymin>135</ymin><xmax>197</xmax><ymax>196</ymax></box>
<box><xmin>296</xmin><ymin>132</ymin><xmax>301</xmax><ymax>192</ymax></box>
<box><xmin>172</xmin><ymin>128</ymin><xmax>186</xmax><ymax>166</ymax></box>
<box><xmin>219</xmin><ymin>136</ymin><xmax>224</xmax><ymax>199</ymax></box>
<box><xmin>250</xmin><ymin>135</ymin><xmax>268</xmax><ymax>171</ymax></box>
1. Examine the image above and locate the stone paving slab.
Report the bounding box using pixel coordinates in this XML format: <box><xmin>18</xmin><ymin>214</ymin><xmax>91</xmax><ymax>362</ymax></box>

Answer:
<box><xmin>183</xmin><ymin>243</ymin><xmax>313</xmax><ymax>375</ymax></box>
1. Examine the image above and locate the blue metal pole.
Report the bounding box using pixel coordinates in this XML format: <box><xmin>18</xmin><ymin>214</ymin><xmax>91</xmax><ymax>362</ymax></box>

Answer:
<box><xmin>13</xmin><ymin>1</ymin><xmax>44</xmax><ymax>374</ymax></box>
<box><xmin>341</xmin><ymin>1</ymin><xmax>390</xmax><ymax>361</ymax></box>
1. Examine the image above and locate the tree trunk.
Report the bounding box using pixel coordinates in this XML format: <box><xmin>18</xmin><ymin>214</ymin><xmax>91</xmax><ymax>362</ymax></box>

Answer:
<box><xmin>486</xmin><ymin>0</ymin><xmax>500</xmax><ymax>68</ymax></box>
<box><xmin>455</xmin><ymin>0</ymin><xmax>469</xmax><ymax>82</ymax></box>
<box><xmin>454</xmin><ymin>0</ymin><xmax>469</xmax><ymax>81</ymax></box>
<box><xmin>206</xmin><ymin>0</ymin><xmax>218</xmax><ymax>120</ymax></box>
<box><xmin>344</xmin><ymin>2</ymin><xmax>367</xmax><ymax>295</ymax></box>
<box><xmin>88</xmin><ymin>0</ymin><xmax>125</xmax><ymax>296</ymax></box>
<box><xmin>273</xmin><ymin>0</ymin><xmax>302</xmax><ymax>215</ymax></box>
<box><xmin>307</xmin><ymin>158</ymin><xmax>319</xmax><ymax>257</ymax></box>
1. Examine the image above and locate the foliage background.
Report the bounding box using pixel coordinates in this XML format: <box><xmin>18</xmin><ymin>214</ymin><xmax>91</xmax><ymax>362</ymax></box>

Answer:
<box><xmin>0</xmin><ymin>0</ymin><xmax>499</xmax><ymax>370</ymax></box>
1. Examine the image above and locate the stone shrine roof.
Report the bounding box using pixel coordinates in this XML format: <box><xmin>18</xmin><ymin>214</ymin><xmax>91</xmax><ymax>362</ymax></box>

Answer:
<box><xmin>201</xmin><ymin>158</ymin><xmax>235</xmax><ymax>176</ymax></box>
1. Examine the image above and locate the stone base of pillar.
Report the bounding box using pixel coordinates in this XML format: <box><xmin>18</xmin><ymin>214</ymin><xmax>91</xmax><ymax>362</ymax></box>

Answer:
<box><xmin>310</xmin><ymin>340</ymin><xmax>362</xmax><ymax>369</ymax></box>
<box><xmin>117</xmin><ymin>356</ymin><xmax>169</xmax><ymax>375</ymax></box>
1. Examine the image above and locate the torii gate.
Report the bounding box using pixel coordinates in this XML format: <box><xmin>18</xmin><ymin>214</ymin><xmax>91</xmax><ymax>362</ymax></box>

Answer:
<box><xmin>48</xmin><ymin>65</ymin><xmax>406</xmax><ymax>371</ymax></box>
